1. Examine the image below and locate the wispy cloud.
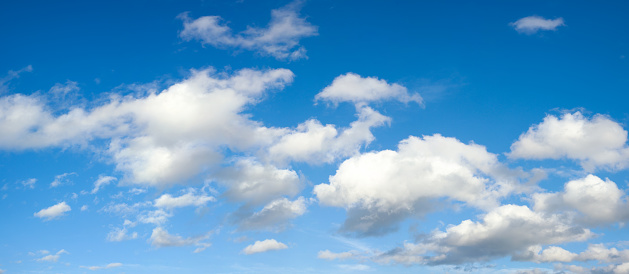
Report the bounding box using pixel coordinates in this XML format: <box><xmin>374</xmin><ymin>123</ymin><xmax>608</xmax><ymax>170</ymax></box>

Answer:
<box><xmin>511</xmin><ymin>16</ymin><xmax>565</xmax><ymax>34</ymax></box>
<box><xmin>179</xmin><ymin>1</ymin><xmax>317</xmax><ymax>60</ymax></box>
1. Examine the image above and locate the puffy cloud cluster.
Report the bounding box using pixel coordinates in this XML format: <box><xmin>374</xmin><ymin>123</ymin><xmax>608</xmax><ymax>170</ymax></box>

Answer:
<box><xmin>36</xmin><ymin>249</ymin><xmax>68</xmax><ymax>263</ymax></box>
<box><xmin>510</xmin><ymin>112</ymin><xmax>629</xmax><ymax>171</ymax></box>
<box><xmin>149</xmin><ymin>227</ymin><xmax>211</xmax><ymax>250</ymax></box>
<box><xmin>179</xmin><ymin>1</ymin><xmax>317</xmax><ymax>60</ymax></box>
<box><xmin>533</xmin><ymin>174</ymin><xmax>629</xmax><ymax>225</ymax></box>
<box><xmin>314</xmin><ymin>134</ymin><xmax>517</xmax><ymax>236</ymax></box>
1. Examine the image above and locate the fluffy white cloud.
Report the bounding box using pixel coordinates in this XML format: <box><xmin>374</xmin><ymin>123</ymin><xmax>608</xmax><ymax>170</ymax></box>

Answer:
<box><xmin>533</xmin><ymin>175</ymin><xmax>629</xmax><ymax>225</ymax></box>
<box><xmin>214</xmin><ymin>159</ymin><xmax>302</xmax><ymax>206</ymax></box>
<box><xmin>0</xmin><ymin>68</ymin><xmax>294</xmax><ymax>188</ymax></box>
<box><xmin>509</xmin><ymin>112</ymin><xmax>629</xmax><ymax>171</ymax></box>
<box><xmin>149</xmin><ymin>227</ymin><xmax>210</xmax><ymax>249</ymax></box>
<box><xmin>179</xmin><ymin>1</ymin><xmax>317</xmax><ymax>60</ymax></box>
<box><xmin>138</xmin><ymin>209</ymin><xmax>172</xmax><ymax>225</ymax></box>
<box><xmin>267</xmin><ymin>106</ymin><xmax>390</xmax><ymax>164</ymax></box>
<box><xmin>154</xmin><ymin>191</ymin><xmax>215</xmax><ymax>209</ymax></box>
<box><xmin>315</xmin><ymin>73</ymin><xmax>422</xmax><ymax>106</ymax></box>
<box><xmin>318</xmin><ymin>250</ymin><xmax>358</xmax><ymax>260</ymax></box>
<box><xmin>91</xmin><ymin>175</ymin><xmax>116</xmax><ymax>194</ymax></box>
<box><xmin>237</xmin><ymin>197</ymin><xmax>307</xmax><ymax>231</ymax></box>
<box><xmin>36</xmin><ymin>249</ymin><xmax>68</xmax><ymax>263</ymax></box>
<box><xmin>81</xmin><ymin>263</ymin><xmax>123</xmax><ymax>271</ymax></box>
<box><xmin>34</xmin><ymin>201</ymin><xmax>71</xmax><ymax>221</ymax></box>
<box><xmin>377</xmin><ymin>205</ymin><xmax>593</xmax><ymax>265</ymax></box>
<box><xmin>510</xmin><ymin>16</ymin><xmax>565</xmax><ymax>34</ymax></box>
<box><xmin>314</xmin><ymin>134</ymin><xmax>517</xmax><ymax>236</ymax></box>
<box><xmin>242</xmin><ymin>239</ymin><xmax>288</xmax><ymax>255</ymax></box>
<box><xmin>520</xmin><ymin>244</ymin><xmax>629</xmax><ymax>264</ymax></box>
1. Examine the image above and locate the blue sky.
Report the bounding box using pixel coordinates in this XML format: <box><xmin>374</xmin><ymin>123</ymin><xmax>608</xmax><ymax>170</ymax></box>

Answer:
<box><xmin>1</xmin><ymin>0</ymin><xmax>629</xmax><ymax>273</ymax></box>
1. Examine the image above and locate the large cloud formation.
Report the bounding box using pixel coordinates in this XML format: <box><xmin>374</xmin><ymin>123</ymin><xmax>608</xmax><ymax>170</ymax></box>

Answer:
<box><xmin>314</xmin><ymin>134</ymin><xmax>520</xmax><ymax>236</ymax></box>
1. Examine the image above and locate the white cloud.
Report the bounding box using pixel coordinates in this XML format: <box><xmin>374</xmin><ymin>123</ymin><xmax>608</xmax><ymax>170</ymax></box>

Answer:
<box><xmin>81</xmin><ymin>262</ymin><xmax>123</xmax><ymax>271</ymax></box>
<box><xmin>314</xmin><ymin>134</ymin><xmax>517</xmax><ymax>236</ymax></box>
<box><xmin>20</xmin><ymin>178</ymin><xmax>36</xmax><ymax>189</ymax></box>
<box><xmin>0</xmin><ymin>65</ymin><xmax>33</xmax><ymax>93</ymax></box>
<box><xmin>81</xmin><ymin>205</ymin><xmax>88</xmax><ymax>211</ymax></box>
<box><xmin>510</xmin><ymin>112</ymin><xmax>629</xmax><ymax>171</ymax></box>
<box><xmin>533</xmin><ymin>175</ymin><xmax>629</xmax><ymax>225</ymax></box>
<box><xmin>154</xmin><ymin>191</ymin><xmax>215</xmax><ymax>209</ymax></box>
<box><xmin>0</xmin><ymin>67</ymin><xmax>294</xmax><ymax>188</ymax></box>
<box><xmin>34</xmin><ymin>201</ymin><xmax>71</xmax><ymax>221</ymax></box>
<box><xmin>267</xmin><ymin>105</ymin><xmax>390</xmax><ymax>164</ymax></box>
<box><xmin>148</xmin><ymin>227</ymin><xmax>210</xmax><ymax>249</ymax></box>
<box><xmin>376</xmin><ymin>205</ymin><xmax>593</xmax><ymax>265</ymax></box>
<box><xmin>138</xmin><ymin>209</ymin><xmax>172</xmax><ymax>225</ymax></box>
<box><xmin>520</xmin><ymin>244</ymin><xmax>629</xmax><ymax>264</ymax></box>
<box><xmin>50</xmin><ymin>172</ymin><xmax>76</xmax><ymax>188</ymax></box>
<box><xmin>36</xmin><ymin>249</ymin><xmax>68</xmax><ymax>263</ymax></box>
<box><xmin>91</xmin><ymin>175</ymin><xmax>116</xmax><ymax>194</ymax></box>
<box><xmin>318</xmin><ymin>250</ymin><xmax>358</xmax><ymax>260</ymax></box>
<box><xmin>510</xmin><ymin>16</ymin><xmax>565</xmax><ymax>34</ymax></box>
<box><xmin>101</xmin><ymin>201</ymin><xmax>151</xmax><ymax>217</ymax></box>
<box><xmin>237</xmin><ymin>197</ymin><xmax>307</xmax><ymax>231</ymax></box>
<box><xmin>214</xmin><ymin>159</ymin><xmax>302</xmax><ymax>206</ymax></box>
<box><xmin>179</xmin><ymin>1</ymin><xmax>317</xmax><ymax>60</ymax></box>
<box><xmin>242</xmin><ymin>239</ymin><xmax>288</xmax><ymax>255</ymax></box>
<box><xmin>107</xmin><ymin>220</ymin><xmax>138</xmax><ymax>242</ymax></box>
<box><xmin>315</xmin><ymin>73</ymin><xmax>422</xmax><ymax>106</ymax></box>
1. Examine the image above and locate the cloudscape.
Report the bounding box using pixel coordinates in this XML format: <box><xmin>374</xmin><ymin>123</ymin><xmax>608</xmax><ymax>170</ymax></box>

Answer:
<box><xmin>1</xmin><ymin>1</ymin><xmax>629</xmax><ymax>273</ymax></box>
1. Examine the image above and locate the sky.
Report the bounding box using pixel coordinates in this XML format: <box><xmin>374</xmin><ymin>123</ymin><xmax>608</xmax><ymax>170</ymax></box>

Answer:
<box><xmin>1</xmin><ymin>0</ymin><xmax>629</xmax><ymax>273</ymax></box>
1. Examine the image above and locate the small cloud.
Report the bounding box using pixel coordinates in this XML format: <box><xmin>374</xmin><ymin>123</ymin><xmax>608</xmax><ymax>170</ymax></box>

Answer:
<box><xmin>91</xmin><ymin>175</ymin><xmax>117</xmax><ymax>194</ymax></box>
<box><xmin>34</xmin><ymin>202</ymin><xmax>71</xmax><ymax>221</ymax></box>
<box><xmin>81</xmin><ymin>262</ymin><xmax>123</xmax><ymax>271</ymax></box>
<box><xmin>0</xmin><ymin>65</ymin><xmax>33</xmax><ymax>93</ymax></box>
<box><xmin>80</xmin><ymin>205</ymin><xmax>88</xmax><ymax>211</ymax></box>
<box><xmin>50</xmin><ymin>172</ymin><xmax>77</xmax><ymax>188</ymax></box>
<box><xmin>510</xmin><ymin>16</ymin><xmax>565</xmax><ymax>34</ymax></box>
<box><xmin>242</xmin><ymin>239</ymin><xmax>288</xmax><ymax>255</ymax></box>
<box><xmin>20</xmin><ymin>178</ymin><xmax>37</xmax><ymax>189</ymax></box>
<box><xmin>36</xmin><ymin>249</ymin><xmax>68</xmax><ymax>263</ymax></box>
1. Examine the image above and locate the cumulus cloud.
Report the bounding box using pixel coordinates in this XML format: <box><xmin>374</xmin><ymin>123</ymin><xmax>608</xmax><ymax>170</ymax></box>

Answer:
<box><xmin>532</xmin><ymin>175</ymin><xmax>629</xmax><ymax>225</ymax></box>
<box><xmin>242</xmin><ymin>239</ymin><xmax>288</xmax><ymax>254</ymax></box>
<box><xmin>214</xmin><ymin>159</ymin><xmax>302</xmax><ymax>206</ymax></box>
<box><xmin>91</xmin><ymin>175</ymin><xmax>117</xmax><ymax>194</ymax></box>
<box><xmin>236</xmin><ymin>197</ymin><xmax>307</xmax><ymax>231</ymax></box>
<box><xmin>315</xmin><ymin>73</ymin><xmax>422</xmax><ymax>106</ymax></box>
<box><xmin>179</xmin><ymin>1</ymin><xmax>317</xmax><ymax>60</ymax></box>
<box><xmin>377</xmin><ymin>205</ymin><xmax>593</xmax><ymax>265</ymax></box>
<box><xmin>267</xmin><ymin>106</ymin><xmax>390</xmax><ymax>164</ymax></box>
<box><xmin>81</xmin><ymin>262</ymin><xmax>123</xmax><ymax>271</ymax></box>
<box><xmin>154</xmin><ymin>191</ymin><xmax>215</xmax><ymax>209</ymax></box>
<box><xmin>0</xmin><ymin>68</ymin><xmax>294</xmax><ymax>188</ymax></box>
<box><xmin>517</xmin><ymin>243</ymin><xmax>629</xmax><ymax>264</ymax></box>
<box><xmin>34</xmin><ymin>201</ymin><xmax>71</xmax><ymax>221</ymax></box>
<box><xmin>510</xmin><ymin>112</ymin><xmax>629</xmax><ymax>171</ymax></box>
<box><xmin>36</xmin><ymin>249</ymin><xmax>68</xmax><ymax>263</ymax></box>
<box><xmin>510</xmin><ymin>16</ymin><xmax>565</xmax><ymax>34</ymax></box>
<box><xmin>314</xmin><ymin>134</ymin><xmax>518</xmax><ymax>236</ymax></box>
